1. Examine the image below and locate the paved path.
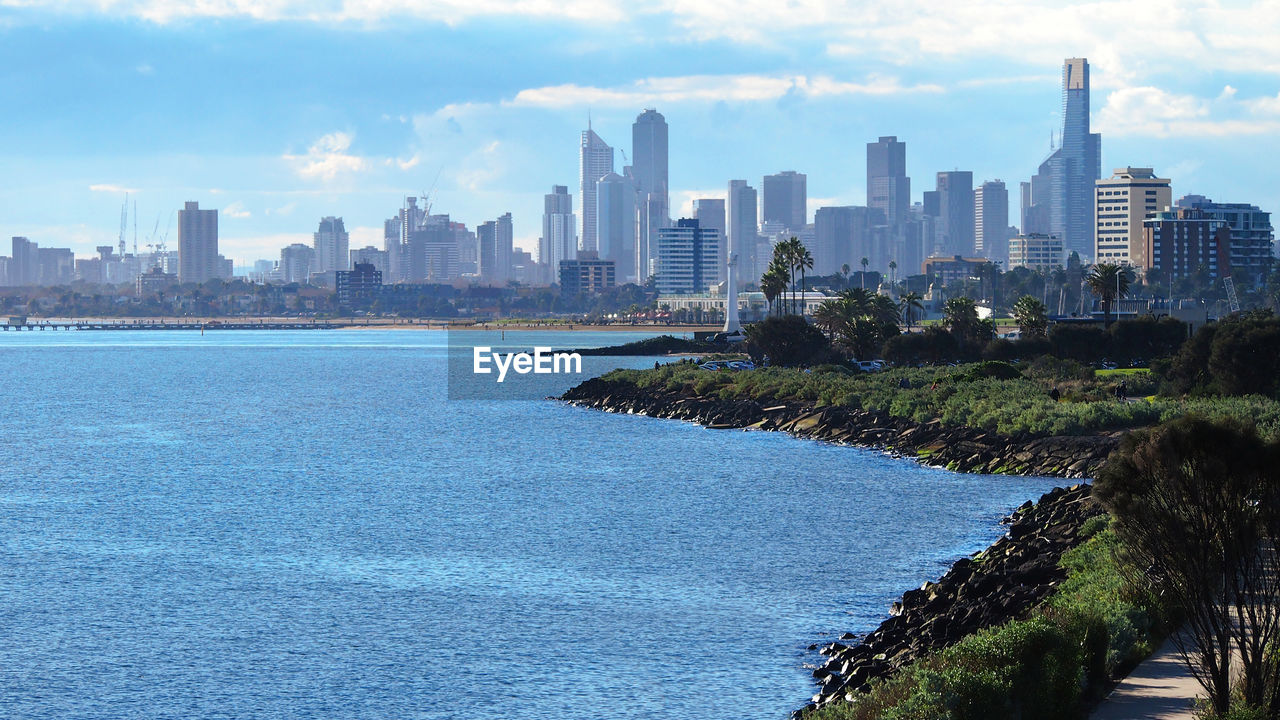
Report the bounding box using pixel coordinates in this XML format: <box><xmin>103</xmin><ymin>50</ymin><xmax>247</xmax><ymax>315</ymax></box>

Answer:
<box><xmin>1091</xmin><ymin>635</ymin><xmax>1201</xmax><ymax>720</ymax></box>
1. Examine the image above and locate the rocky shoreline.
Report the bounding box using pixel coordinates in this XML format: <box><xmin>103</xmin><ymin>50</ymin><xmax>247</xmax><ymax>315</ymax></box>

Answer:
<box><xmin>800</xmin><ymin>484</ymin><xmax>1102</xmax><ymax>713</ymax></box>
<box><xmin>560</xmin><ymin>375</ymin><xmax>1120</xmax><ymax>716</ymax></box>
<box><xmin>561</xmin><ymin>375</ymin><xmax>1119</xmax><ymax>479</ymax></box>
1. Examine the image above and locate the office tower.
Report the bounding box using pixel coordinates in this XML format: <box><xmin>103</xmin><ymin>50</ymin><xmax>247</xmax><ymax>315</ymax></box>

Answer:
<box><xmin>496</xmin><ymin>213</ymin><xmax>513</xmax><ymax>283</ymax></box>
<box><xmin>867</xmin><ymin>136</ymin><xmax>910</xmax><ymax>227</ymax></box>
<box><xmin>633</xmin><ymin>109</ymin><xmax>669</xmax><ymax>277</ymax></box>
<box><xmin>580</xmin><ymin>128</ymin><xmax>613</xmax><ymax>253</ymax></box>
<box><xmin>596</xmin><ymin>172</ymin><xmax>637</xmax><ymax>283</ymax></box>
<box><xmin>693</xmin><ymin>198</ymin><xmax>726</xmax><ymax>282</ymax></box>
<box><xmin>349</xmin><ymin>246</ymin><xmax>390</xmax><ymax>277</ymax></box>
<box><xmin>1094</xmin><ymin>167</ymin><xmax>1171</xmax><ymax>268</ymax></box>
<box><xmin>762</xmin><ymin>171</ymin><xmax>807</xmax><ymax>231</ymax></box>
<box><xmin>406</xmin><ymin>214</ymin><xmax>459</xmax><ymax>282</ymax></box>
<box><xmin>655</xmin><ymin>218</ymin><xmax>721</xmax><ymax>296</ymax></box>
<box><xmin>477</xmin><ymin>221</ymin><xmax>497</xmax><ymax>283</ymax></box>
<box><xmin>974</xmin><ymin>180</ymin><xmax>1010</xmax><ymax>263</ymax></box>
<box><xmin>814</xmin><ymin>206</ymin><xmax>885</xmax><ymax>277</ymax></box>
<box><xmin>1026</xmin><ymin>59</ymin><xmax>1102</xmax><ymax>259</ymax></box>
<box><xmin>279</xmin><ymin>243</ymin><xmax>315</xmax><ymax>284</ymax></box>
<box><xmin>542</xmin><ymin>185</ymin><xmax>576</xmax><ymax>272</ymax></box>
<box><xmin>936</xmin><ymin>171</ymin><xmax>975</xmax><ymax>256</ymax></box>
<box><xmin>10</xmin><ymin>236</ymin><xmax>36</xmax><ymax>286</ymax></box>
<box><xmin>1171</xmin><ymin>195</ymin><xmax>1275</xmax><ymax>283</ymax></box>
<box><xmin>1008</xmin><ymin>233</ymin><xmax>1065</xmax><ymax>271</ymax></box>
<box><xmin>313</xmin><ymin>216</ymin><xmax>349</xmax><ymax>274</ymax></box>
<box><xmin>37</xmin><ymin>247</ymin><xmax>74</xmax><ymax>285</ymax></box>
<box><xmin>383</xmin><ymin>216</ymin><xmax>402</xmax><ymax>282</ymax></box>
<box><xmin>178</xmin><ymin>201</ymin><xmax>219</xmax><ymax>284</ymax></box>
<box><xmin>727</xmin><ymin>180</ymin><xmax>759</xmax><ymax>286</ymax></box>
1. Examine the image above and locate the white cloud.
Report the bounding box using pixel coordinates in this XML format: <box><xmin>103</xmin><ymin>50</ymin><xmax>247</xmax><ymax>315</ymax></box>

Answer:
<box><xmin>222</xmin><ymin>201</ymin><xmax>250</xmax><ymax>218</ymax></box>
<box><xmin>455</xmin><ymin>141</ymin><xmax>503</xmax><ymax>192</ymax></box>
<box><xmin>508</xmin><ymin>73</ymin><xmax>940</xmax><ymax>109</ymax></box>
<box><xmin>671</xmin><ymin>189</ymin><xmax>726</xmax><ymax>218</ymax></box>
<box><xmin>1098</xmin><ymin>85</ymin><xmax>1280</xmax><ymax>138</ymax></box>
<box><xmin>349</xmin><ymin>225</ymin><xmax>383</xmax><ymax>249</ymax></box>
<box><xmin>283</xmin><ymin>131</ymin><xmax>370</xmax><ymax>182</ymax></box>
<box><xmin>89</xmin><ymin>183</ymin><xmax>139</xmax><ymax>193</ymax></box>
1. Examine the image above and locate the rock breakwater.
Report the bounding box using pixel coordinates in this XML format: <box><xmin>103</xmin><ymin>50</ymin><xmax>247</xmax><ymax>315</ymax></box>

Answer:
<box><xmin>561</xmin><ymin>376</ymin><xmax>1118</xmax><ymax>479</ymax></box>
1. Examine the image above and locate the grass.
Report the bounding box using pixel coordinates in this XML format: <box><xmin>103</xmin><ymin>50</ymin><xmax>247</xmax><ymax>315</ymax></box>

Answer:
<box><xmin>605</xmin><ymin>361</ymin><xmax>1280</xmax><ymax>438</ymax></box>
<box><xmin>1096</xmin><ymin>368</ymin><xmax>1151</xmax><ymax>377</ymax></box>
<box><xmin>803</xmin><ymin>522</ymin><xmax>1163</xmax><ymax>720</ymax></box>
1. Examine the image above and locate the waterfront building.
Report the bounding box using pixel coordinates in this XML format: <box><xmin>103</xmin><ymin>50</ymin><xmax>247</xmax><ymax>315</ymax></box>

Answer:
<box><xmin>178</xmin><ymin>201</ymin><xmax>219</xmax><ymax>284</ymax></box>
<box><xmin>727</xmin><ymin>180</ymin><xmax>759</xmax><ymax>287</ymax></box>
<box><xmin>336</xmin><ymin>261</ymin><xmax>383</xmax><ymax>306</ymax></box>
<box><xmin>935</xmin><ymin>171</ymin><xmax>974</xmax><ymax>257</ymax></box>
<box><xmin>1142</xmin><ymin>207</ymin><xmax>1230</xmax><ymax>282</ymax></box>
<box><xmin>579</xmin><ymin>128</ymin><xmax>613</xmax><ymax>253</ymax></box>
<box><xmin>559</xmin><ymin>252</ymin><xmax>616</xmax><ymax>296</ymax></box>
<box><xmin>655</xmin><ymin>218</ymin><xmax>721</xmax><ymax>296</ymax></box>
<box><xmin>313</xmin><ymin>216</ymin><xmax>349</xmax><ymax>275</ymax></box>
<box><xmin>541</xmin><ymin>185</ymin><xmax>576</xmax><ymax>272</ymax></box>
<box><xmin>974</xmin><ymin>180</ymin><xmax>1010</xmax><ymax>264</ymax></box>
<box><xmin>1094</xmin><ymin>167</ymin><xmax>1172</xmax><ymax>269</ymax></box>
<box><xmin>867</xmin><ymin>136</ymin><xmax>910</xmax><ymax>228</ymax></box>
<box><xmin>1173</xmin><ymin>195</ymin><xmax>1274</xmax><ymax>284</ymax></box>
<box><xmin>1007</xmin><ymin>233</ymin><xmax>1064</xmax><ymax>271</ymax></box>
<box><xmin>762</xmin><ymin>170</ymin><xmax>806</xmax><ymax>231</ymax></box>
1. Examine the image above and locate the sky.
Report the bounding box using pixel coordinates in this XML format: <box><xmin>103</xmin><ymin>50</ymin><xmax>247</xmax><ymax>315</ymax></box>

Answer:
<box><xmin>2</xmin><ymin>0</ymin><xmax>1280</xmax><ymax>265</ymax></box>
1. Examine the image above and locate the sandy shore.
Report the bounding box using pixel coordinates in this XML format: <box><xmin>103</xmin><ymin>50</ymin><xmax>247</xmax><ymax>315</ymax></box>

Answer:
<box><xmin>31</xmin><ymin>317</ymin><xmax>718</xmax><ymax>333</ymax></box>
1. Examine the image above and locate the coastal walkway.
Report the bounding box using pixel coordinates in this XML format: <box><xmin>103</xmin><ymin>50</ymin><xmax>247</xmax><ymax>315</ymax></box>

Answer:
<box><xmin>1090</xmin><ymin>635</ymin><xmax>1200</xmax><ymax>720</ymax></box>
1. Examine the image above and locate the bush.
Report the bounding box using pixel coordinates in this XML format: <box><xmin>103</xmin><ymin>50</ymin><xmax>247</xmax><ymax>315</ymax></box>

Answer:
<box><xmin>744</xmin><ymin>315</ymin><xmax>835</xmax><ymax>367</ymax></box>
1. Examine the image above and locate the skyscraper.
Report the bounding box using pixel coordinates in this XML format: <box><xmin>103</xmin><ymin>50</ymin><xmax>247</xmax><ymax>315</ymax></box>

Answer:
<box><xmin>762</xmin><ymin>171</ymin><xmax>807</xmax><ymax>231</ymax></box>
<box><xmin>655</xmin><ymin>218</ymin><xmax>720</xmax><ymax>296</ymax></box>
<box><xmin>935</xmin><ymin>172</ymin><xmax>975</xmax><ymax>256</ymax></box>
<box><xmin>477</xmin><ymin>220</ymin><xmax>497</xmax><ymax>283</ymax></box>
<box><xmin>496</xmin><ymin>212</ymin><xmax>513</xmax><ymax>284</ymax></box>
<box><xmin>1027</xmin><ymin>58</ymin><xmax>1102</xmax><ymax>260</ymax></box>
<box><xmin>693</xmin><ymin>198</ymin><xmax>726</xmax><ymax>283</ymax></box>
<box><xmin>178</xmin><ymin>201</ymin><xmax>218</xmax><ymax>284</ymax></box>
<box><xmin>579</xmin><ymin>128</ymin><xmax>613</xmax><ymax>253</ymax></box>
<box><xmin>10</xmin><ymin>236</ymin><xmax>36</xmax><ymax>286</ymax></box>
<box><xmin>727</xmin><ymin>180</ymin><xmax>759</xmax><ymax>286</ymax></box>
<box><xmin>632</xmin><ymin>109</ymin><xmax>669</xmax><ymax>280</ymax></box>
<box><xmin>867</xmin><ymin>136</ymin><xmax>910</xmax><ymax>228</ymax></box>
<box><xmin>974</xmin><ymin>180</ymin><xmax>1009</xmax><ymax>263</ymax></box>
<box><xmin>1095</xmin><ymin>167</ymin><xmax>1171</xmax><ymax>268</ymax></box>
<box><xmin>596</xmin><ymin>172</ymin><xmax>637</xmax><ymax>283</ymax></box>
<box><xmin>313</xmin><ymin>216</ymin><xmax>349</xmax><ymax>275</ymax></box>
<box><xmin>542</xmin><ymin>185</ymin><xmax>576</xmax><ymax>272</ymax></box>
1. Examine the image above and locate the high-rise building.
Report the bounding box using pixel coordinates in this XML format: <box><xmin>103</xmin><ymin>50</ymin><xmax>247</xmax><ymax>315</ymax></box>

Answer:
<box><xmin>350</xmin><ymin>246</ymin><xmax>390</xmax><ymax>277</ymax></box>
<box><xmin>579</xmin><ymin>128</ymin><xmax>613</xmax><ymax>253</ymax></box>
<box><xmin>406</xmin><ymin>214</ymin><xmax>459</xmax><ymax>282</ymax></box>
<box><xmin>496</xmin><ymin>212</ymin><xmax>513</xmax><ymax>284</ymax></box>
<box><xmin>1026</xmin><ymin>59</ymin><xmax>1102</xmax><ymax>260</ymax></box>
<box><xmin>655</xmin><ymin>218</ymin><xmax>721</xmax><ymax>296</ymax></box>
<box><xmin>279</xmin><ymin>243</ymin><xmax>315</xmax><ymax>284</ymax></box>
<box><xmin>693</xmin><ymin>198</ymin><xmax>726</xmax><ymax>283</ymax></box>
<box><xmin>1142</xmin><ymin>208</ymin><xmax>1231</xmax><ymax>283</ymax></box>
<box><xmin>974</xmin><ymin>180</ymin><xmax>1010</xmax><ymax>263</ymax></box>
<box><xmin>727</xmin><ymin>180</ymin><xmax>759</xmax><ymax>287</ymax></box>
<box><xmin>383</xmin><ymin>216</ymin><xmax>402</xmax><ymax>283</ymax></box>
<box><xmin>867</xmin><ymin>136</ymin><xmax>910</xmax><ymax>228</ymax></box>
<box><xmin>936</xmin><ymin>171</ymin><xmax>975</xmax><ymax>257</ymax></box>
<box><xmin>178</xmin><ymin>201</ymin><xmax>219</xmax><ymax>284</ymax></box>
<box><xmin>10</xmin><ymin>236</ymin><xmax>36</xmax><ymax>286</ymax></box>
<box><xmin>633</xmin><ymin>109</ymin><xmax>669</xmax><ymax>279</ymax></box>
<box><xmin>762</xmin><ymin>171</ymin><xmax>807</xmax><ymax>231</ymax></box>
<box><xmin>559</xmin><ymin>252</ymin><xmax>616</xmax><ymax>296</ymax></box>
<box><xmin>1094</xmin><ymin>167</ymin><xmax>1171</xmax><ymax>269</ymax></box>
<box><xmin>477</xmin><ymin>221</ymin><xmax>497</xmax><ymax>283</ymax></box>
<box><xmin>313</xmin><ymin>216</ymin><xmax>349</xmax><ymax>275</ymax></box>
<box><xmin>1173</xmin><ymin>195</ymin><xmax>1274</xmax><ymax>283</ymax></box>
<box><xmin>814</xmin><ymin>206</ymin><xmax>884</xmax><ymax>277</ymax></box>
<box><xmin>542</xmin><ymin>185</ymin><xmax>576</xmax><ymax>272</ymax></box>
<box><xmin>596</xmin><ymin>172</ymin><xmax>637</xmax><ymax>283</ymax></box>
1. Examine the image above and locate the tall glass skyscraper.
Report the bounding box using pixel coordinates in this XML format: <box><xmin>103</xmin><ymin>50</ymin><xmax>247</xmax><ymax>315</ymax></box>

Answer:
<box><xmin>1045</xmin><ymin>59</ymin><xmax>1102</xmax><ymax>260</ymax></box>
<box><xmin>579</xmin><ymin>128</ymin><xmax>613</xmax><ymax>254</ymax></box>
<box><xmin>632</xmin><ymin>109</ymin><xmax>668</xmax><ymax>281</ymax></box>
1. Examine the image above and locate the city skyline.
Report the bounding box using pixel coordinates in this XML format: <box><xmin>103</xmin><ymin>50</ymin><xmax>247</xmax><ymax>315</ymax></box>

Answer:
<box><xmin>3</xmin><ymin>2</ymin><xmax>1280</xmax><ymax>264</ymax></box>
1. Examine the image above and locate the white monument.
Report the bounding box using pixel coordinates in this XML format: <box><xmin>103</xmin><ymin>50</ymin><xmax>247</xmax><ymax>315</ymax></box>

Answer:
<box><xmin>723</xmin><ymin>254</ymin><xmax>741</xmax><ymax>334</ymax></box>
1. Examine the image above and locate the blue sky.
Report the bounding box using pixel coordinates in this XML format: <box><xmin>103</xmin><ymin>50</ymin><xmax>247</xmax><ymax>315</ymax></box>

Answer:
<box><xmin>2</xmin><ymin>0</ymin><xmax>1279</xmax><ymax>264</ymax></box>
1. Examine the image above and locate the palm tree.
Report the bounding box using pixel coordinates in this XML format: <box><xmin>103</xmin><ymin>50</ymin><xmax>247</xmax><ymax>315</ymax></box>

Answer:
<box><xmin>770</xmin><ymin>242</ymin><xmax>795</xmax><ymax>315</ymax></box>
<box><xmin>888</xmin><ymin>260</ymin><xmax>898</xmax><ymax>285</ymax></box>
<box><xmin>841</xmin><ymin>263</ymin><xmax>851</xmax><ymax>288</ymax></box>
<box><xmin>760</xmin><ymin>265</ymin><xmax>788</xmax><ymax>317</ymax></box>
<box><xmin>795</xmin><ymin>240</ymin><xmax>813</xmax><ymax>318</ymax></box>
<box><xmin>899</xmin><ymin>291</ymin><xmax>924</xmax><ymax>331</ymax></box>
<box><xmin>812</xmin><ymin>298</ymin><xmax>847</xmax><ymax>339</ymax></box>
<box><xmin>860</xmin><ymin>257</ymin><xmax>869</xmax><ymax>289</ymax></box>
<box><xmin>1086</xmin><ymin>263</ymin><xmax>1132</xmax><ymax>327</ymax></box>
<box><xmin>1011</xmin><ymin>295</ymin><xmax>1049</xmax><ymax>340</ymax></box>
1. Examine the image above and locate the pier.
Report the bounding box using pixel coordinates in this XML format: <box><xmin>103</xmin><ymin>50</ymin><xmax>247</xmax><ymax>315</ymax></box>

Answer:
<box><xmin>2</xmin><ymin>319</ymin><xmax>342</xmax><ymax>331</ymax></box>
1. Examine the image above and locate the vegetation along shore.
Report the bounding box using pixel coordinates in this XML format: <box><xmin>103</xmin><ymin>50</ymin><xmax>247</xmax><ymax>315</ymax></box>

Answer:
<box><xmin>563</xmin><ymin>307</ymin><xmax>1280</xmax><ymax>719</ymax></box>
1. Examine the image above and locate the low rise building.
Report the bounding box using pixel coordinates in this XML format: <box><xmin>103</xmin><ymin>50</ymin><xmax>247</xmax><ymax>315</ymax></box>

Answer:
<box><xmin>1007</xmin><ymin>233</ymin><xmax>1064</xmax><ymax>271</ymax></box>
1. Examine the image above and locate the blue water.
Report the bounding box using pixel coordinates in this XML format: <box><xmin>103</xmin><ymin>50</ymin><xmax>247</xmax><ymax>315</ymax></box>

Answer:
<box><xmin>0</xmin><ymin>330</ymin><xmax>1057</xmax><ymax>719</ymax></box>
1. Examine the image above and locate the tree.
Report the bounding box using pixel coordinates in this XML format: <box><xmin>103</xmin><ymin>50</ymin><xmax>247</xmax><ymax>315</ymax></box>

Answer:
<box><xmin>888</xmin><ymin>260</ymin><xmax>898</xmax><ymax>284</ymax></box>
<box><xmin>1011</xmin><ymin>295</ymin><xmax>1049</xmax><ymax>340</ymax></box>
<box><xmin>760</xmin><ymin>262</ymin><xmax>789</xmax><ymax>318</ymax></box>
<box><xmin>899</xmin><ymin>291</ymin><xmax>924</xmax><ymax>331</ymax></box>
<box><xmin>860</xmin><ymin>256</ymin><xmax>869</xmax><ymax>289</ymax></box>
<box><xmin>744</xmin><ymin>315</ymin><xmax>832</xmax><ymax>367</ymax></box>
<box><xmin>943</xmin><ymin>296</ymin><xmax>994</xmax><ymax>355</ymax></box>
<box><xmin>1096</xmin><ymin>417</ymin><xmax>1280</xmax><ymax>716</ymax></box>
<box><xmin>1086</xmin><ymin>263</ymin><xmax>1132</xmax><ymax>327</ymax></box>
<box><xmin>795</xmin><ymin>239</ymin><xmax>813</xmax><ymax>317</ymax></box>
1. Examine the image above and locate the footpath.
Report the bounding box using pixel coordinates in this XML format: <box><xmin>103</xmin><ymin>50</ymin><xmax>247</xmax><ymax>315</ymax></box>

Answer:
<box><xmin>1090</xmin><ymin>635</ymin><xmax>1200</xmax><ymax>720</ymax></box>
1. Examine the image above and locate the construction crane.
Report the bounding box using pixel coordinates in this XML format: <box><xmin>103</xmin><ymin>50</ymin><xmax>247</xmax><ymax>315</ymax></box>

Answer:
<box><xmin>118</xmin><ymin>193</ymin><xmax>129</xmax><ymax>258</ymax></box>
<box><xmin>1224</xmin><ymin>275</ymin><xmax>1241</xmax><ymax>314</ymax></box>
